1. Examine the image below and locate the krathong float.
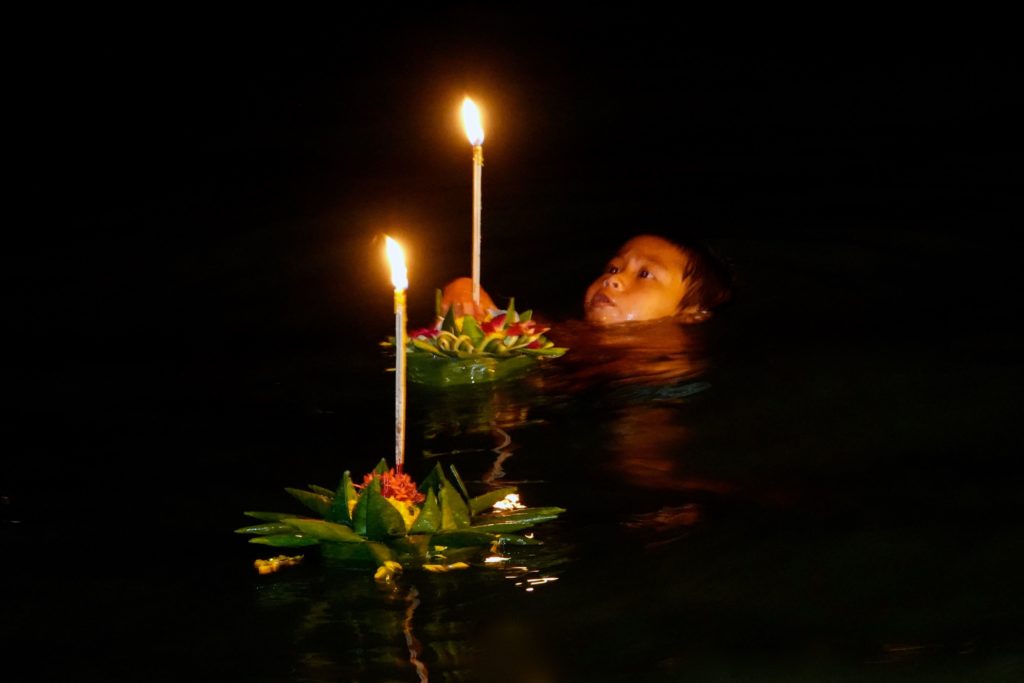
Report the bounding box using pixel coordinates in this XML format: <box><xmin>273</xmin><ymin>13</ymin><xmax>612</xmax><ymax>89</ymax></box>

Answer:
<box><xmin>238</xmin><ymin>459</ymin><xmax>565</xmax><ymax>581</ymax></box>
<box><xmin>398</xmin><ymin>296</ymin><xmax>568</xmax><ymax>386</ymax></box>
<box><xmin>381</xmin><ymin>98</ymin><xmax>566</xmax><ymax>386</ymax></box>
<box><xmin>243</xmin><ymin>239</ymin><xmax>565</xmax><ymax>580</ymax></box>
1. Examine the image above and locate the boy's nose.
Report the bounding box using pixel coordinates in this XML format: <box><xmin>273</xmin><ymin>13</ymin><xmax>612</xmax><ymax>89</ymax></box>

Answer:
<box><xmin>602</xmin><ymin>275</ymin><xmax>622</xmax><ymax>290</ymax></box>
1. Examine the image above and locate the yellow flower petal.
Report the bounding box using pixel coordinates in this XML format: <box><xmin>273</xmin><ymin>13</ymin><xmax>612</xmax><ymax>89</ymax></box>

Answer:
<box><xmin>386</xmin><ymin>498</ymin><xmax>419</xmax><ymax>530</ymax></box>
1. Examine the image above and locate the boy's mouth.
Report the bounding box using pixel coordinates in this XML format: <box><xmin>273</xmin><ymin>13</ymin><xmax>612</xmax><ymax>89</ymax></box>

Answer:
<box><xmin>589</xmin><ymin>292</ymin><xmax>615</xmax><ymax>307</ymax></box>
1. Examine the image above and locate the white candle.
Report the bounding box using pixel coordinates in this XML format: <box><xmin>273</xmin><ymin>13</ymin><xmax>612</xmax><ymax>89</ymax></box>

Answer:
<box><xmin>461</xmin><ymin>97</ymin><xmax>485</xmax><ymax>305</ymax></box>
<box><xmin>385</xmin><ymin>236</ymin><xmax>408</xmax><ymax>471</ymax></box>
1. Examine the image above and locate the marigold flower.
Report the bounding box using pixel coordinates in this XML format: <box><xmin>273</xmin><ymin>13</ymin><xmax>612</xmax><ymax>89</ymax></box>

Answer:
<box><xmin>359</xmin><ymin>468</ymin><xmax>426</xmax><ymax>504</ymax></box>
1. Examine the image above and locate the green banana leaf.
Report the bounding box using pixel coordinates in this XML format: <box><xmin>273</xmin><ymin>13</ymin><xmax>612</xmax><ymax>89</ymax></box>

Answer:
<box><xmin>439</xmin><ymin>480</ymin><xmax>471</xmax><ymax>530</ymax></box>
<box><xmin>417</xmin><ymin>462</ymin><xmax>445</xmax><ymax>494</ymax></box>
<box><xmin>283</xmin><ymin>518</ymin><xmax>366</xmax><ymax>543</ymax></box>
<box><xmin>308</xmin><ymin>484</ymin><xmax>336</xmax><ymax>498</ymax></box>
<box><xmin>461</xmin><ymin>315</ymin><xmax>485</xmax><ymax>346</ymax></box>
<box><xmin>365</xmin><ymin>483</ymin><xmax>408</xmax><ymax>540</ymax></box>
<box><xmin>448</xmin><ymin>464</ymin><xmax>471</xmax><ymax>501</ymax></box>
<box><xmin>234</xmin><ymin>522</ymin><xmax>296</xmax><ymax>535</ymax></box>
<box><xmin>285</xmin><ymin>488</ymin><xmax>333</xmax><ymax>518</ymax></box>
<box><xmin>350</xmin><ymin>483</ymin><xmax>370</xmax><ymax>535</ymax></box>
<box><xmin>440</xmin><ymin>305</ymin><xmax>457</xmax><ymax>334</ymax></box>
<box><xmin>470</xmin><ymin>517</ymin><xmax>560</xmax><ymax>533</ymax></box>
<box><xmin>320</xmin><ymin>541</ymin><xmax>377</xmax><ymax>564</ymax></box>
<box><xmin>325</xmin><ymin>471</ymin><xmax>357</xmax><ymax>525</ymax></box>
<box><xmin>473</xmin><ymin>506</ymin><xmax>567</xmax><ymax>524</ymax></box>
<box><xmin>409</xmin><ymin>489</ymin><xmax>440</xmax><ymax>534</ymax></box>
<box><xmin>250</xmin><ymin>534</ymin><xmax>319</xmax><ymax>547</ymax></box>
<box><xmin>519</xmin><ymin>346</ymin><xmax>568</xmax><ymax>357</ymax></box>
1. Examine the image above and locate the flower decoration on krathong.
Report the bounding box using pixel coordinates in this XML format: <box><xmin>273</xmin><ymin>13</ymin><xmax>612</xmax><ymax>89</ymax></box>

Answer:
<box><xmin>237</xmin><ymin>459</ymin><xmax>565</xmax><ymax>580</ymax></box>
<box><xmin>408</xmin><ymin>298</ymin><xmax>567</xmax><ymax>360</ymax></box>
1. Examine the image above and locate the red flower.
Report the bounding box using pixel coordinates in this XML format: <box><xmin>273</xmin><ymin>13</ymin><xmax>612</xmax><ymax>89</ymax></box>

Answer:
<box><xmin>480</xmin><ymin>314</ymin><xmax>506</xmax><ymax>334</ymax></box>
<box><xmin>481</xmin><ymin>316</ymin><xmax>551</xmax><ymax>338</ymax></box>
<box><xmin>409</xmin><ymin>327</ymin><xmax>440</xmax><ymax>339</ymax></box>
<box><xmin>358</xmin><ymin>468</ymin><xmax>425</xmax><ymax>504</ymax></box>
<box><xmin>526</xmin><ymin>340</ymin><xmax>542</xmax><ymax>349</ymax></box>
<box><xmin>506</xmin><ymin>320</ymin><xmax>548</xmax><ymax>337</ymax></box>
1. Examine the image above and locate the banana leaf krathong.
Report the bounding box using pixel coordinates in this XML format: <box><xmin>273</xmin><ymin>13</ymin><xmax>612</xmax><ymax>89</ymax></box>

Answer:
<box><xmin>239</xmin><ymin>459</ymin><xmax>565</xmax><ymax>581</ymax></box>
<box><xmin>393</xmin><ymin>297</ymin><xmax>568</xmax><ymax>386</ymax></box>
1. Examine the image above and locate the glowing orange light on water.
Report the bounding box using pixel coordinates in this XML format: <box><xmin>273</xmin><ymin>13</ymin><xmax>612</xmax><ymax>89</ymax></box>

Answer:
<box><xmin>492</xmin><ymin>493</ymin><xmax>525</xmax><ymax>511</ymax></box>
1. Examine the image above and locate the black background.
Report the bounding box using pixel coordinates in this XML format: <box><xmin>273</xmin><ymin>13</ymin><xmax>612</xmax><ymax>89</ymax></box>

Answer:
<box><xmin>11</xmin><ymin>14</ymin><xmax>1019</xmax><ymax>363</ymax></box>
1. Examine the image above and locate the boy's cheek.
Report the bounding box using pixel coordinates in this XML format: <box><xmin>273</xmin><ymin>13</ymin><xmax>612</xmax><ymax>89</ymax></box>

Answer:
<box><xmin>627</xmin><ymin>289</ymin><xmax>678</xmax><ymax>320</ymax></box>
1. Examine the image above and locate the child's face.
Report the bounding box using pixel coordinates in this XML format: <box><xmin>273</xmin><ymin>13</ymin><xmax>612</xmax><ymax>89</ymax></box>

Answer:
<box><xmin>584</xmin><ymin>236</ymin><xmax>689</xmax><ymax>324</ymax></box>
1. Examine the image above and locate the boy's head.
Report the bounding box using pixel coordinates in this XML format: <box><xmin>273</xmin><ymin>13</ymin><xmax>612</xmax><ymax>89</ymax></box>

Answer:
<box><xmin>583</xmin><ymin>235</ymin><xmax>731</xmax><ymax>324</ymax></box>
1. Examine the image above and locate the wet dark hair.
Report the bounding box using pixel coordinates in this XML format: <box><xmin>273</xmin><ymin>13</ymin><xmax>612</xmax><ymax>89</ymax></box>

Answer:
<box><xmin>674</xmin><ymin>240</ymin><xmax>734</xmax><ymax>313</ymax></box>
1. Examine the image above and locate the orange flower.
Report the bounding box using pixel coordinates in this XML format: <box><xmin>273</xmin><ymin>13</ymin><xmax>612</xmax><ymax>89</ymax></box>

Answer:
<box><xmin>359</xmin><ymin>468</ymin><xmax>425</xmax><ymax>504</ymax></box>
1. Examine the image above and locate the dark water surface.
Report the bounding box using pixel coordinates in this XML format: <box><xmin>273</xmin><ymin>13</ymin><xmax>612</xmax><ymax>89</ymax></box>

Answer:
<box><xmin>6</xmin><ymin>27</ymin><xmax>1022</xmax><ymax>682</ymax></box>
<box><xmin>7</xmin><ymin>229</ymin><xmax>1023</xmax><ymax>681</ymax></box>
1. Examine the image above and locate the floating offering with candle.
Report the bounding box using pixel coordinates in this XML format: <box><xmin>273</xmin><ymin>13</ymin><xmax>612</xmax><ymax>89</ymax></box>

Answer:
<box><xmin>397</xmin><ymin>295</ymin><xmax>568</xmax><ymax>386</ymax></box>
<box><xmin>377</xmin><ymin>98</ymin><xmax>566</xmax><ymax>386</ymax></box>
<box><xmin>238</xmin><ymin>459</ymin><xmax>565</xmax><ymax>581</ymax></box>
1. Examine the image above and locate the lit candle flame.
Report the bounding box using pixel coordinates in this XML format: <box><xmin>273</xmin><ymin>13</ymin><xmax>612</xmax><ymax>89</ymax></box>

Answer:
<box><xmin>461</xmin><ymin>97</ymin><xmax>484</xmax><ymax>146</ymax></box>
<box><xmin>385</xmin><ymin>236</ymin><xmax>408</xmax><ymax>291</ymax></box>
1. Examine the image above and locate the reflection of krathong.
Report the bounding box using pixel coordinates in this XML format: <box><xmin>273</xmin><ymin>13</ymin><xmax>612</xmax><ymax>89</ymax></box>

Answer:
<box><xmin>238</xmin><ymin>459</ymin><xmax>565</xmax><ymax>581</ymax></box>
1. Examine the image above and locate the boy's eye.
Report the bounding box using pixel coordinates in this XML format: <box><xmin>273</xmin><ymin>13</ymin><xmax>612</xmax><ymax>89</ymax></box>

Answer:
<box><xmin>638</xmin><ymin>269</ymin><xmax>651</xmax><ymax>279</ymax></box>
<box><xmin>607</xmin><ymin>265</ymin><xmax>620</xmax><ymax>274</ymax></box>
